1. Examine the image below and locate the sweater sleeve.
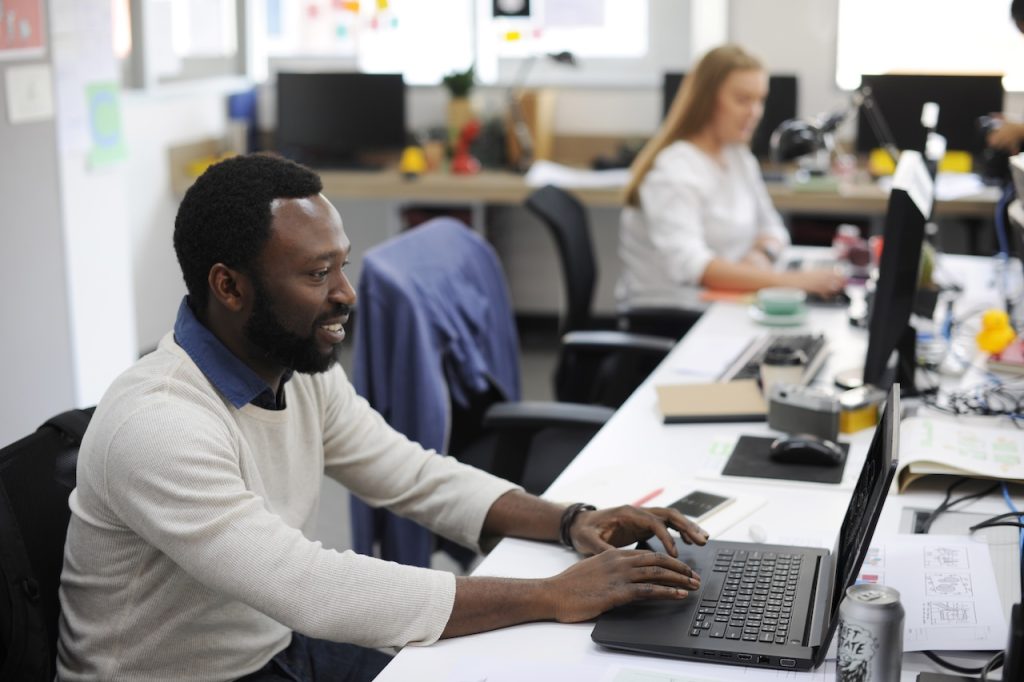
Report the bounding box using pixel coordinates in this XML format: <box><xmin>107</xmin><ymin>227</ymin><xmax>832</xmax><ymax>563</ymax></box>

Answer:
<box><xmin>638</xmin><ymin>153</ymin><xmax>716</xmax><ymax>286</ymax></box>
<box><xmin>100</xmin><ymin>397</ymin><xmax>458</xmax><ymax>648</ymax></box>
<box><xmin>319</xmin><ymin>367</ymin><xmax>521</xmax><ymax>553</ymax></box>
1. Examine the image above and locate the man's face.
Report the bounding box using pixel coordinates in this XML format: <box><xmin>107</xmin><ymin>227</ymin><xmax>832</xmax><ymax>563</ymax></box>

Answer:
<box><xmin>243</xmin><ymin>195</ymin><xmax>355</xmax><ymax>374</ymax></box>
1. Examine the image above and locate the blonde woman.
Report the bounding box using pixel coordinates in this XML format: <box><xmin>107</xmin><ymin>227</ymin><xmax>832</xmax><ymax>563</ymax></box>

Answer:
<box><xmin>617</xmin><ymin>45</ymin><xmax>843</xmax><ymax>303</ymax></box>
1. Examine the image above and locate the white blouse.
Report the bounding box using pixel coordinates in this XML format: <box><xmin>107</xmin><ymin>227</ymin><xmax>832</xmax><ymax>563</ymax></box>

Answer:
<box><xmin>617</xmin><ymin>140</ymin><xmax>790</xmax><ymax>303</ymax></box>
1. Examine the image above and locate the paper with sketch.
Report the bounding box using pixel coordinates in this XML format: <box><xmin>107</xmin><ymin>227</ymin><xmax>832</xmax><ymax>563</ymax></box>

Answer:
<box><xmin>857</xmin><ymin>534</ymin><xmax>1006</xmax><ymax>652</ymax></box>
<box><xmin>897</xmin><ymin>416</ymin><xmax>1024</xmax><ymax>491</ymax></box>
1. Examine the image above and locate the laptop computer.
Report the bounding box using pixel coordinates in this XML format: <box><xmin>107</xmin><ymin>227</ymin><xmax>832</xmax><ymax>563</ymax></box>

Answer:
<box><xmin>591</xmin><ymin>385</ymin><xmax>900</xmax><ymax>671</ymax></box>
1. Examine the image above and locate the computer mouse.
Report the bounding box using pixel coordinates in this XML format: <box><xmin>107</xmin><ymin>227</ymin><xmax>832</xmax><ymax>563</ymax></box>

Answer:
<box><xmin>768</xmin><ymin>434</ymin><xmax>844</xmax><ymax>467</ymax></box>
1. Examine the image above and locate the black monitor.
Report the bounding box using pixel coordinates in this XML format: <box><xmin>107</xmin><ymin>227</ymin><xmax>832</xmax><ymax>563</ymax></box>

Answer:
<box><xmin>662</xmin><ymin>72</ymin><xmax>798</xmax><ymax>159</ymax></box>
<box><xmin>276</xmin><ymin>72</ymin><xmax>406</xmax><ymax>168</ymax></box>
<box><xmin>862</xmin><ymin>155</ymin><xmax>931</xmax><ymax>393</ymax></box>
<box><xmin>855</xmin><ymin>74</ymin><xmax>1003</xmax><ymax>156</ymax></box>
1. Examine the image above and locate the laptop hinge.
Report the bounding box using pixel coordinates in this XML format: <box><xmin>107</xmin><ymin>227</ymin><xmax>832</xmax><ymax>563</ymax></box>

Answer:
<box><xmin>805</xmin><ymin>553</ymin><xmax>834</xmax><ymax>650</ymax></box>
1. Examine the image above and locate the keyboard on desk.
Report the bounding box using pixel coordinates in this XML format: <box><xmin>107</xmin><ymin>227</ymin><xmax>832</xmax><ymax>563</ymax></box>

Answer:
<box><xmin>718</xmin><ymin>333</ymin><xmax>828</xmax><ymax>385</ymax></box>
<box><xmin>689</xmin><ymin>548</ymin><xmax>805</xmax><ymax>646</ymax></box>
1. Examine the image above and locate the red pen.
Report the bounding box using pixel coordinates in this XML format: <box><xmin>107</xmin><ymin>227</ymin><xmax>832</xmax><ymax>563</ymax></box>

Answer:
<box><xmin>631</xmin><ymin>487</ymin><xmax>664</xmax><ymax>507</ymax></box>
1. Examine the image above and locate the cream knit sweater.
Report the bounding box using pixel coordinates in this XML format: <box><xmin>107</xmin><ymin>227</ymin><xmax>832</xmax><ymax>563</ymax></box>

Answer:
<box><xmin>57</xmin><ymin>333</ymin><xmax>519</xmax><ymax>681</ymax></box>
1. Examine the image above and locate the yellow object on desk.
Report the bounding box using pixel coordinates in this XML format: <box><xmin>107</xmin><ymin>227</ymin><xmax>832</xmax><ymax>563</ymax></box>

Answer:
<box><xmin>938</xmin><ymin>150</ymin><xmax>973</xmax><ymax>174</ymax></box>
<box><xmin>399</xmin><ymin>145</ymin><xmax>428</xmax><ymax>177</ymax></box>
<box><xmin>976</xmin><ymin>309</ymin><xmax>1016</xmax><ymax>354</ymax></box>
<box><xmin>867</xmin><ymin>148</ymin><xmax>897</xmax><ymax>176</ymax></box>
<box><xmin>839</xmin><ymin>386</ymin><xmax>885</xmax><ymax>434</ymax></box>
<box><xmin>186</xmin><ymin>153</ymin><xmax>235</xmax><ymax>178</ymax></box>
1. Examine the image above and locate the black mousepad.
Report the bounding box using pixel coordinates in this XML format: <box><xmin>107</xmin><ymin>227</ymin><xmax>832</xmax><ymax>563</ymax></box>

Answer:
<box><xmin>721</xmin><ymin>435</ymin><xmax>848</xmax><ymax>484</ymax></box>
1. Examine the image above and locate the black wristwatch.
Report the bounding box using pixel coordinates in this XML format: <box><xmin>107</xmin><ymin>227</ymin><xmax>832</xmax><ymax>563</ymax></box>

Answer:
<box><xmin>559</xmin><ymin>503</ymin><xmax>596</xmax><ymax>550</ymax></box>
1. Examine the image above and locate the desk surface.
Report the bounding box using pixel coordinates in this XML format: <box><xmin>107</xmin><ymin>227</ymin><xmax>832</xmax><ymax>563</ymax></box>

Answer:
<box><xmin>313</xmin><ymin>169</ymin><xmax>999</xmax><ymax>219</ymax></box>
<box><xmin>376</xmin><ymin>253</ymin><xmax>1018</xmax><ymax>681</ymax></box>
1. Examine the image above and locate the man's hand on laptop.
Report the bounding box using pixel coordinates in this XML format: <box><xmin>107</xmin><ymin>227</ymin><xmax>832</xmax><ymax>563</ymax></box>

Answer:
<box><xmin>546</xmin><ymin>549</ymin><xmax>702</xmax><ymax>622</ymax></box>
<box><xmin>568</xmin><ymin>505</ymin><xmax>709</xmax><ymax>557</ymax></box>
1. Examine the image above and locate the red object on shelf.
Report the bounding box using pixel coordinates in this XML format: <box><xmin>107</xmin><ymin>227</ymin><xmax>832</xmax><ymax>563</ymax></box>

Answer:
<box><xmin>451</xmin><ymin>118</ymin><xmax>481</xmax><ymax>175</ymax></box>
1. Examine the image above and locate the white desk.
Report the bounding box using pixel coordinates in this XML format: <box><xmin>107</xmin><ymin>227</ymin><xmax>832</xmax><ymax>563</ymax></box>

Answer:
<box><xmin>376</xmin><ymin>254</ymin><xmax>1020</xmax><ymax>681</ymax></box>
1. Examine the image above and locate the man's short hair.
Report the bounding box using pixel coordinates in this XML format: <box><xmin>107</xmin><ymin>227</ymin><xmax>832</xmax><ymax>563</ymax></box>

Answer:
<box><xmin>1014</xmin><ymin>0</ymin><xmax>1024</xmax><ymax>26</ymax></box>
<box><xmin>173</xmin><ymin>154</ymin><xmax>323</xmax><ymax>313</ymax></box>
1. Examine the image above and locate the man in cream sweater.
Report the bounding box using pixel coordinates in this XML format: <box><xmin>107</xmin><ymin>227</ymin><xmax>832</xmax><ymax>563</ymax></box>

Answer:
<box><xmin>57</xmin><ymin>154</ymin><xmax>708</xmax><ymax>682</ymax></box>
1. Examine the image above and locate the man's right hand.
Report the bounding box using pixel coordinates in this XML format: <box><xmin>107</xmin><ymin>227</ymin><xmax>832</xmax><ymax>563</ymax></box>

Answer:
<box><xmin>543</xmin><ymin>548</ymin><xmax>700</xmax><ymax>623</ymax></box>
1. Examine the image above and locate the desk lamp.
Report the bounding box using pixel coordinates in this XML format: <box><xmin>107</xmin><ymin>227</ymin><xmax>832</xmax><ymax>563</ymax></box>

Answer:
<box><xmin>770</xmin><ymin>86</ymin><xmax>901</xmax><ymax>178</ymax></box>
<box><xmin>507</xmin><ymin>50</ymin><xmax>577</xmax><ymax>172</ymax></box>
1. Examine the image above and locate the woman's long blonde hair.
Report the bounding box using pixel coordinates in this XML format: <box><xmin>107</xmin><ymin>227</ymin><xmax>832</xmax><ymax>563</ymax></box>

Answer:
<box><xmin>624</xmin><ymin>44</ymin><xmax>764</xmax><ymax>207</ymax></box>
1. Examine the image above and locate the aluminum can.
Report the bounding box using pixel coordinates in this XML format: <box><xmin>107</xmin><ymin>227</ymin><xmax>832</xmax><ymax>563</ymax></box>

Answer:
<box><xmin>836</xmin><ymin>584</ymin><xmax>904</xmax><ymax>682</ymax></box>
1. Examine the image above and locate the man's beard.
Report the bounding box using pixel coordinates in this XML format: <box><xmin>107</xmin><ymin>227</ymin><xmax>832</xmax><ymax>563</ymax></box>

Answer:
<box><xmin>244</xmin><ymin>277</ymin><xmax>347</xmax><ymax>374</ymax></box>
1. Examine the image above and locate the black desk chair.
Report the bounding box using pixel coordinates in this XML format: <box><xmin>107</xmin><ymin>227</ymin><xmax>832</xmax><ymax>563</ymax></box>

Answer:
<box><xmin>0</xmin><ymin>408</ymin><xmax>93</xmax><ymax>681</ymax></box>
<box><xmin>525</xmin><ymin>185</ymin><xmax>692</xmax><ymax>407</ymax></box>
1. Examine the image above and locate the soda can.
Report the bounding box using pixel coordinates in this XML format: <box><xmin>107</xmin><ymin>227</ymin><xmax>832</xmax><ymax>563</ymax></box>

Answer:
<box><xmin>837</xmin><ymin>584</ymin><xmax>904</xmax><ymax>681</ymax></box>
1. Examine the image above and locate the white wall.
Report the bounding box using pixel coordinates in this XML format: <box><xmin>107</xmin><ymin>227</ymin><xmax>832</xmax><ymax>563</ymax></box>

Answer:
<box><xmin>0</xmin><ymin>58</ymin><xmax>76</xmax><ymax>445</ymax></box>
<box><xmin>121</xmin><ymin>86</ymin><xmax>230</xmax><ymax>351</ymax></box>
<box><xmin>49</xmin><ymin>0</ymin><xmax>139</xmax><ymax>408</ymax></box>
<box><xmin>0</xmin><ymin>0</ymin><xmax>141</xmax><ymax>445</ymax></box>
<box><xmin>731</xmin><ymin>0</ymin><xmax>846</xmax><ymax>124</ymax></box>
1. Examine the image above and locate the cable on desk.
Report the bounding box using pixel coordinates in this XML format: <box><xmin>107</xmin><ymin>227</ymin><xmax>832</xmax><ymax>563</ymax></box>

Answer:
<box><xmin>923</xmin><ymin>377</ymin><xmax>1024</xmax><ymax>419</ymax></box>
<box><xmin>921</xmin><ymin>478</ymin><xmax>1002</xmax><ymax>533</ymax></box>
<box><xmin>980</xmin><ymin>650</ymin><xmax>1006</xmax><ymax>681</ymax></box>
<box><xmin>922</xmin><ymin>649</ymin><xmax>1002</xmax><ymax>675</ymax></box>
<box><xmin>1001</xmin><ymin>482</ymin><xmax>1024</xmax><ymax>596</ymax></box>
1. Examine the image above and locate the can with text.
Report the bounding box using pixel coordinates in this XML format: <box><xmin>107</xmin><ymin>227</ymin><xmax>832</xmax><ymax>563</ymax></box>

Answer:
<box><xmin>836</xmin><ymin>583</ymin><xmax>904</xmax><ymax>681</ymax></box>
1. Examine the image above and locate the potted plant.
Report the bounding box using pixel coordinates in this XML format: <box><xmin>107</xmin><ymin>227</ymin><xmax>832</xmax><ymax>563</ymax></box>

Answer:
<box><xmin>442</xmin><ymin>65</ymin><xmax>476</xmax><ymax>147</ymax></box>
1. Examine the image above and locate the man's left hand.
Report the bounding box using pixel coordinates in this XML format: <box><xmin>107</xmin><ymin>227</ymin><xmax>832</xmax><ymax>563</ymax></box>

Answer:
<box><xmin>569</xmin><ymin>505</ymin><xmax>709</xmax><ymax>557</ymax></box>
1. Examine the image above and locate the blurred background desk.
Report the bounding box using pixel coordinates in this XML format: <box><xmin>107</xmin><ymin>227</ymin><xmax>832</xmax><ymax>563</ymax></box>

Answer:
<box><xmin>169</xmin><ymin>141</ymin><xmax>1002</xmax><ymax>319</ymax></box>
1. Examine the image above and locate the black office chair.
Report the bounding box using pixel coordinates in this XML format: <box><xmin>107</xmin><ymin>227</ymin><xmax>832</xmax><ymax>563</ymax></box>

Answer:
<box><xmin>0</xmin><ymin>407</ymin><xmax>93</xmax><ymax>681</ymax></box>
<box><xmin>524</xmin><ymin>185</ymin><xmax>692</xmax><ymax>406</ymax></box>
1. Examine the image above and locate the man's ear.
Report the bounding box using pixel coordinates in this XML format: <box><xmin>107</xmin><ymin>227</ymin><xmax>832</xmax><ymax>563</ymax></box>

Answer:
<box><xmin>208</xmin><ymin>263</ymin><xmax>250</xmax><ymax>313</ymax></box>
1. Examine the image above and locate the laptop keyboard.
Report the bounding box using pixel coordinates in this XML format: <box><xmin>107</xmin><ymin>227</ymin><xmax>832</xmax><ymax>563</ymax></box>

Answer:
<box><xmin>689</xmin><ymin>549</ymin><xmax>803</xmax><ymax>645</ymax></box>
<box><xmin>726</xmin><ymin>334</ymin><xmax>827</xmax><ymax>383</ymax></box>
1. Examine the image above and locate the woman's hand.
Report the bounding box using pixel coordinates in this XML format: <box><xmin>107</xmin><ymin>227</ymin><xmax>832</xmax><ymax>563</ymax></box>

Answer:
<box><xmin>783</xmin><ymin>268</ymin><xmax>845</xmax><ymax>297</ymax></box>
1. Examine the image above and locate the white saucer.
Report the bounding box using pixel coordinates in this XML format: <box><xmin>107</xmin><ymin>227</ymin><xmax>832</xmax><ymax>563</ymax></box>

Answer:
<box><xmin>748</xmin><ymin>305</ymin><xmax>807</xmax><ymax>327</ymax></box>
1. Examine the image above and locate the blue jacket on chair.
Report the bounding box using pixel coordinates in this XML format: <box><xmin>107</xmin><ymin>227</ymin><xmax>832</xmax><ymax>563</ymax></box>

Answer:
<box><xmin>350</xmin><ymin>217</ymin><xmax>521</xmax><ymax>567</ymax></box>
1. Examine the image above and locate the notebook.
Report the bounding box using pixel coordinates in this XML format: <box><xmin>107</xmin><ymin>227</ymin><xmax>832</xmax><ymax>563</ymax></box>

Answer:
<box><xmin>592</xmin><ymin>385</ymin><xmax>900</xmax><ymax>671</ymax></box>
<box><xmin>655</xmin><ymin>380</ymin><xmax>766</xmax><ymax>424</ymax></box>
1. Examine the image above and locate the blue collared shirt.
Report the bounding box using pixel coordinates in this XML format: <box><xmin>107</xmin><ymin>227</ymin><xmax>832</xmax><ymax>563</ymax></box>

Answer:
<box><xmin>173</xmin><ymin>297</ymin><xmax>290</xmax><ymax>410</ymax></box>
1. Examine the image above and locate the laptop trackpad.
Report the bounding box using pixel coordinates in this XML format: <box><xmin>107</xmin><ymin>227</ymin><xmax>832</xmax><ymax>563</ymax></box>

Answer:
<box><xmin>591</xmin><ymin>540</ymin><xmax>716</xmax><ymax>644</ymax></box>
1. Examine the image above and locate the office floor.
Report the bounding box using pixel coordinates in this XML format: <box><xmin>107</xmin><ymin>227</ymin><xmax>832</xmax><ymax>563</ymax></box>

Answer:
<box><xmin>314</xmin><ymin>321</ymin><xmax>560</xmax><ymax>575</ymax></box>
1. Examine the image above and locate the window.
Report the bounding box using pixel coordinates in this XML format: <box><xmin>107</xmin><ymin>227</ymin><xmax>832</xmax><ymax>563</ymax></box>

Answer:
<box><xmin>263</xmin><ymin>0</ymin><xmax>649</xmax><ymax>86</ymax></box>
<box><xmin>836</xmin><ymin>0</ymin><xmax>1024</xmax><ymax>91</ymax></box>
<box><xmin>122</xmin><ymin>0</ymin><xmax>244</xmax><ymax>87</ymax></box>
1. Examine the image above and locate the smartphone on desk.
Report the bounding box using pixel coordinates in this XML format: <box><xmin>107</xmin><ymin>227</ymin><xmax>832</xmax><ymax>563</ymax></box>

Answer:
<box><xmin>668</xmin><ymin>490</ymin><xmax>735</xmax><ymax>522</ymax></box>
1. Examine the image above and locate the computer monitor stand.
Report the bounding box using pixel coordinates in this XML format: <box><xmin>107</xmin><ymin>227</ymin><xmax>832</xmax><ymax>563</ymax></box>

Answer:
<box><xmin>833</xmin><ymin>325</ymin><xmax>919</xmax><ymax>397</ymax></box>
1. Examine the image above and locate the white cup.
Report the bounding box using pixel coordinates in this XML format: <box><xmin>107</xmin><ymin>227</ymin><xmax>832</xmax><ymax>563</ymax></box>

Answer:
<box><xmin>759</xmin><ymin>344</ymin><xmax>807</xmax><ymax>395</ymax></box>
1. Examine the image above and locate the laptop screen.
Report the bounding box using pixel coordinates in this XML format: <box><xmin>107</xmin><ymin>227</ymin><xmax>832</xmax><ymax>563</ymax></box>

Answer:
<box><xmin>824</xmin><ymin>386</ymin><xmax>900</xmax><ymax>646</ymax></box>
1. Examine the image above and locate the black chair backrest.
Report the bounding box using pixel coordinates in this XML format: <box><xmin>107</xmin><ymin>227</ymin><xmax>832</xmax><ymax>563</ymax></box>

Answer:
<box><xmin>525</xmin><ymin>185</ymin><xmax>597</xmax><ymax>334</ymax></box>
<box><xmin>0</xmin><ymin>408</ymin><xmax>92</xmax><ymax>681</ymax></box>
